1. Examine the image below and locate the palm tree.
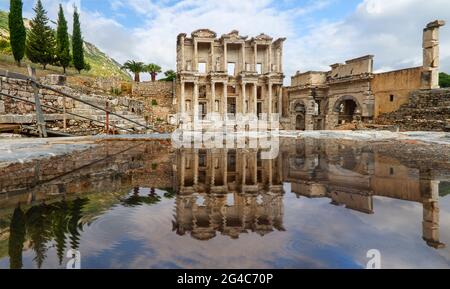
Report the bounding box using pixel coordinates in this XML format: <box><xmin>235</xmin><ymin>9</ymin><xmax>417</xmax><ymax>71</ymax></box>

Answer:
<box><xmin>122</xmin><ymin>60</ymin><xmax>145</xmax><ymax>82</ymax></box>
<box><xmin>162</xmin><ymin>70</ymin><xmax>176</xmax><ymax>82</ymax></box>
<box><xmin>146</xmin><ymin>63</ymin><xmax>162</xmax><ymax>82</ymax></box>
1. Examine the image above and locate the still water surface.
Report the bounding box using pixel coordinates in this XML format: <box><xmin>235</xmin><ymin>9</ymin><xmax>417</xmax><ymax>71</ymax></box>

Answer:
<box><xmin>0</xmin><ymin>138</ymin><xmax>449</xmax><ymax>269</ymax></box>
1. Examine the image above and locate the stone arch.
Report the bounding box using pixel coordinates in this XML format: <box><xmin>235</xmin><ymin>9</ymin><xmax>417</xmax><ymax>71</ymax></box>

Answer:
<box><xmin>291</xmin><ymin>100</ymin><xmax>307</xmax><ymax>131</ymax></box>
<box><xmin>332</xmin><ymin>95</ymin><xmax>362</xmax><ymax>125</ymax></box>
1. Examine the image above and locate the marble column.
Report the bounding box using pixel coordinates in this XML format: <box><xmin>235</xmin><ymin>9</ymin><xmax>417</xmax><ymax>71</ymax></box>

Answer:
<box><xmin>268</xmin><ymin>82</ymin><xmax>273</xmax><ymax>116</ymax></box>
<box><xmin>241</xmin><ymin>82</ymin><xmax>246</xmax><ymax>114</ymax></box>
<box><xmin>210</xmin><ymin>42</ymin><xmax>215</xmax><ymax>72</ymax></box>
<box><xmin>193</xmin><ymin>82</ymin><xmax>199</xmax><ymax>120</ymax></box>
<box><xmin>194</xmin><ymin>40</ymin><xmax>198</xmax><ymax>72</ymax></box>
<box><xmin>194</xmin><ymin>151</ymin><xmax>199</xmax><ymax>186</ymax></box>
<box><xmin>278</xmin><ymin>86</ymin><xmax>283</xmax><ymax>116</ymax></box>
<box><xmin>253</xmin><ymin>83</ymin><xmax>258</xmax><ymax>116</ymax></box>
<box><xmin>180</xmin><ymin>81</ymin><xmax>185</xmax><ymax>114</ymax></box>
<box><xmin>211</xmin><ymin>81</ymin><xmax>216</xmax><ymax>113</ymax></box>
<box><xmin>223</xmin><ymin>82</ymin><xmax>228</xmax><ymax>120</ymax></box>
<box><xmin>223</xmin><ymin>151</ymin><xmax>228</xmax><ymax>187</ymax></box>
<box><xmin>242</xmin><ymin>154</ymin><xmax>247</xmax><ymax>187</ymax></box>
<box><xmin>180</xmin><ymin>151</ymin><xmax>186</xmax><ymax>188</ymax></box>
<box><xmin>242</xmin><ymin>43</ymin><xmax>246</xmax><ymax>71</ymax></box>
<box><xmin>254</xmin><ymin>44</ymin><xmax>258</xmax><ymax>72</ymax></box>
<box><xmin>224</xmin><ymin>42</ymin><xmax>228</xmax><ymax>74</ymax></box>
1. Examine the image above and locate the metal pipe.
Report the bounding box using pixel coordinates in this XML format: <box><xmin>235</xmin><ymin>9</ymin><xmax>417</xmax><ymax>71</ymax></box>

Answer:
<box><xmin>0</xmin><ymin>92</ymin><xmax>136</xmax><ymax>133</ymax></box>
<box><xmin>0</xmin><ymin>68</ymin><xmax>155</xmax><ymax>132</ymax></box>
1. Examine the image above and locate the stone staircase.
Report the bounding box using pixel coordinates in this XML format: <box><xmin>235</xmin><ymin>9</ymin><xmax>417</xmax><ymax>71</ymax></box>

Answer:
<box><xmin>376</xmin><ymin>89</ymin><xmax>450</xmax><ymax>132</ymax></box>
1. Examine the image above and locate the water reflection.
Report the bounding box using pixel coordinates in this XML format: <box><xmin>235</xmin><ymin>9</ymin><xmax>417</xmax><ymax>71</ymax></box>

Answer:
<box><xmin>8</xmin><ymin>198</ymin><xmax>88</xmax><ymax>269</ymax></box>
<box><xmin>173</xmin><ymin>140</ymin><xmax>447</xmax><ymax>249</ymax></box>
<box><xmin>0</xmin><ymin>138</ymin><xmax>449</xmax><ymax>268</ymax></box>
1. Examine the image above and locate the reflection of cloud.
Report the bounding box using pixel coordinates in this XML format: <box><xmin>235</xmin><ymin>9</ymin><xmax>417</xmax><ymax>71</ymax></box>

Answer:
<box><xmin>3</xmin><ymin>190</ymin><xmax>450</xmax><ymax>269</ymax></box>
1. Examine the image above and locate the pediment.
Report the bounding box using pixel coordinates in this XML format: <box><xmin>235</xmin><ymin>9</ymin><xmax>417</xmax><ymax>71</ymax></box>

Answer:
<box><xmin>254</xmin><ymin>33</ymin><xmax>273</xmax><ymax>41</ymax></box>
<box><xmin>191</xmin><ymin>29</ymin><xmax>217</xmax><ymax>38</ymax></box>
<box><xmin>222</xmin><ymin>30</ymin><xmax>247</xmax><ymax>41</ymax></box>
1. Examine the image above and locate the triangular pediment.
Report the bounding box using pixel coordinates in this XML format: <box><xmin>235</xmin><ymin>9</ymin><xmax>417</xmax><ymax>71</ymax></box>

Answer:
<box><xmin>191</xmin><ymin>29</ymin><xmax>217</xmax><ymax>38</ymax></box>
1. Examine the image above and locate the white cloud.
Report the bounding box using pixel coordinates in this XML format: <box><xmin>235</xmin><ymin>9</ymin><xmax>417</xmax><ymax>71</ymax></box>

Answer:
<box><xmin>21</xmin><ymin>0</ymin><xmax>450</xmax><ymax>83</ymax></box>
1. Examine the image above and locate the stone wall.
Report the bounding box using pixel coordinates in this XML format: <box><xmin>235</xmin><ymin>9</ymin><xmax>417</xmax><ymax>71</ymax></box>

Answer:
<box><xmin>0</xmin><ymin>77</ymin><xmax>77</xmax><ymax>117</ymax></box>
<box><xmin>376</xmin><ymin>88</ymin><xmax>450</xmax><ymax>131</ymax></box>
<box><xmin>132</xmin><ymin>81</ymin><xmax>176</xmax><ymax>125</ymax></box>
<box><xmin>372</xmin><ymin>67</ymin><xmax>422</xmax><ymax>117</ymax></box>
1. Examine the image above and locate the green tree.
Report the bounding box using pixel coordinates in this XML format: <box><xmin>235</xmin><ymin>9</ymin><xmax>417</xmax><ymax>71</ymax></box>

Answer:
<box><xmin>72</xmin><ymin>6</ymin><xmax>85</xmax><ymax>73</ymax></box>
<box><xmin>439</xmin><ymin>72</ymin><xmax>450</xmax><ymax>88</ymax></box>
<box><xmin>122</xmin><ymin>60</ymin><xmax>145</xmax><ymax>82</ymax></box>
<box><xmin>8</xmin><ymin>206</ymin><xmax>26</xmax><ymax>269</ymax></box>
<box><xmin>56</xmin><ymin>4</ymin><xmax>71</xmax><ymax>74</ymax></box>
<box><xmin>162</xmin><ymin>69</ymin><xmax>176</xmax><ymax>81</ymax></box>
<box><xmin>8</xmin><ymin>0</ymin><xmax>27</xmax><ymax>66</ymax></box>
<box><xmin>25</xmin><ymin>0</ymin><xmax>56</xmax><ymax>69</ymax></box>
<box><xmin>145</xmin><ymin>63</ymin><xmax>162</xmax><ymax>82</ymax></box>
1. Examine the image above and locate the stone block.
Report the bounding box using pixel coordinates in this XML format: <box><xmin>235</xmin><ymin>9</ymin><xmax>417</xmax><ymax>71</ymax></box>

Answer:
<box><xmin>45</xmin><ymin>74</ymin><xmax>67</xmax><ymax>86</ymax></box>
<box><xmin>0</xmin><ymin>100</ymin><xmax>4</xmax><ymax>114</ymax></box>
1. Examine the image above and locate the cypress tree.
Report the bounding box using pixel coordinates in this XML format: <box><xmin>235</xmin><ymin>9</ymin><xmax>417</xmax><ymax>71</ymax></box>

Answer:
<box><xmin>56</xmin><ymin>4</ymin><xmax>70</xmax><ymax>74</ymax></box>
<box><xmin>25</xmin><ymin>0</ymin><xmax>56</xmax><ymax>69</ymax></box>
<box><xmin>72</xmin><ymin>7</ymin><xmax>85</xmax><ymax>73</ymax></box>
<box><xmin>8</xmin><ymin>0</ymin><xmax>27</xmax><ymax>66</ymax></box>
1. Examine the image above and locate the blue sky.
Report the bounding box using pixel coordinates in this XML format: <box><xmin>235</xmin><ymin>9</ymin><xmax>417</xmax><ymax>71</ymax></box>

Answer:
<box><xmin>1</xmin><ymin>0</ymin><xmax>449</xmax><ymax>82</ymax></box>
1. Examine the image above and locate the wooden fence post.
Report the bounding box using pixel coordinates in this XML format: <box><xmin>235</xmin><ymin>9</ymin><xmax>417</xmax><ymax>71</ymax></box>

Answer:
<box><xmin>27</xmin><ymin>66</ymin><xmax>47</xmax><ymax>138</ymax></box>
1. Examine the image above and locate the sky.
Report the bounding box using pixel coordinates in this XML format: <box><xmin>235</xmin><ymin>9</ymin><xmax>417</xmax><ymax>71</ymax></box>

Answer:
<box><xmin>1</xmin><ymin>0</ymin><xmax>449</xmax><ymax>83</ymax></box>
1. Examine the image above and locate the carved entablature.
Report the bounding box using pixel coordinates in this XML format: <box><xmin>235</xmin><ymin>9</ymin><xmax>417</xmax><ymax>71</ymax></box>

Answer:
<box><xmin>239</xmin><ymin>73</ymin><xmax>259</xmax><ymax>83</ymax></box>
<box><xmin>179</xmin><ymin>73</ymin><xmax>199</xmax><ymax>83</ymax></box>
<box><xmin>208</xmin><ymin>73</ymin><xmax>228</xmax><ymax>83</ymax></box>
<box><xmin>191</xmin><ymin>29</ymin><xmax>217</xmax><ymax>39</ymax></box>
<box><xmin>265</xmin><ymin>74</ymin><xmax>285</xmax><ymax>85</ymax></box>
<box><xmin>221</xmin><ymin>30</ymin><xmax>248</xmax><ymax>43</ymax></box>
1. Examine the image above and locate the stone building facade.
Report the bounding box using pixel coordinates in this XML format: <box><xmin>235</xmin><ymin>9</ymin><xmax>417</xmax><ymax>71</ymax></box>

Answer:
<box><xmin>285</xmin><ymin>20</ymin><xmax>446</xmax><ymax>131</ymax></box>
<box><xmin>176</xmin><ymin>29</ymin><xmax>285</xmax><ymax>127</ymax></box>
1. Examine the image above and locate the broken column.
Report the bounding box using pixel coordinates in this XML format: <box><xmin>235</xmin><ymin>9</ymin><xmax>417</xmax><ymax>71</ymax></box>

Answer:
<box><xmin>422</xmin><ymin>20</ymin><xmax>446</xmax><ymax>89</ymax></box>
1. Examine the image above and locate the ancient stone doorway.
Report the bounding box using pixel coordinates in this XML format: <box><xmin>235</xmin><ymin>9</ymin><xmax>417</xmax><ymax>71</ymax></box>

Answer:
<box><xmin>296</xmin><ymin>114</ymin><xmax>305</xmax><ymax>131</ymax></box>
<box><xmin>338</xmin><ymin>99</ymin><xmax>358</xmax><ymax>124</ymax></box>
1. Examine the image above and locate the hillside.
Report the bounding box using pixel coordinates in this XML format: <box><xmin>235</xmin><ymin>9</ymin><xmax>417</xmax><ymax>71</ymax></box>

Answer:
<box><xmin>0</xmin><ymin>10</ymin><xmax>130</xmax><ymax>80</ymax></box>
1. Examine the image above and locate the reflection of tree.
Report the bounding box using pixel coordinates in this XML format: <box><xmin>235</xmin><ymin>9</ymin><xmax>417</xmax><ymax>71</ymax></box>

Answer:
<box><xmin>51</xmin><ymin>201</ymin><xmax>69</xmax><ymax>265</ymax></box>
<box><xmin>9</xmin><ymin>207</ymin><xmax>26</xmax><ymax>269</ymax></box>
<box><xmin>8</xmin><ymin>197</ymin><xmax>89</xmax><ymax>269</ymax></box>
<box><xmin>26</xmin><ymin>204</ymin><xmax>53</xmax><ymax>269</ymax></box>
<box><xmin>68</xmin><ymin>198</ymin><xmax>88</xmax><ymax>251</ymax></box>
<box><xmin>121</xmin><ymin>187</ymin><xmax>161</xmax><ymax>207</ymax></box>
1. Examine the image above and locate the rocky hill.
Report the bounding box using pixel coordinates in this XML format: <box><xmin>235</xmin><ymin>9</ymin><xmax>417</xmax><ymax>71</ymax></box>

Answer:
<box><xmin>0</xmin><ymin>10</ymin><xmax>130</xmax><ymax>80</ymax></box>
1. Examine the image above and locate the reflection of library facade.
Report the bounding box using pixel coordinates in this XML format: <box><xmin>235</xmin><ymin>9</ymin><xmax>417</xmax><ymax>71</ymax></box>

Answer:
<box><xmin>173</xmin><ymin>142</ymin><xmax>447</xmax><ymax>248</ymax></box>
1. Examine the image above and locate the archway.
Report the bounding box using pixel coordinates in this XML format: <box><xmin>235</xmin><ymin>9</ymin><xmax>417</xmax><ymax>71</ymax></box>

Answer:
<box><xmin>293</xmin><ymin>102</ymin><xmax>306</xmax><ymax>131</ymax></box>
<box><xmin>333</xmin><ymin>96</ymin><xmax>361</xmax><ymax>125</ymax></box>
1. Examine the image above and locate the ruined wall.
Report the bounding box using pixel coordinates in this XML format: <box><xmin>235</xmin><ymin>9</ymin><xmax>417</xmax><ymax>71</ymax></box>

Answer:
<box><xmin>291</xmin><ymin>71</ymin><xmax>326</xmax><ymax>87</ymax></box>
<box><xmin>372</xmin><ymin>67</ymin><xmax>422</xmax><ymax>117</ymax></box>
<box><xmin>330</xmin><ymin>55</ymin><xmax>374</xmax><ymax>78</ymax></box>
<box><xmin>132</xmin><ymin>81</ymin><xmax>176</xmax><ymax>124</ymax></box>
<box><xmin>0</xmin><ymin>77</ymin><xmax>76</xmax><ymax>123</ymax></box>
<box><xmin>376</xmin><ymin>88</ymin><xmax>450</xmax><ymax>131</ymax></box>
